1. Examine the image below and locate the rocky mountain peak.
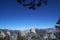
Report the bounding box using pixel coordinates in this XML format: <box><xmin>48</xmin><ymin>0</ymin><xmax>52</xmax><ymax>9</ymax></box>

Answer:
<box><xmin>30</xmin><ymin>28</ymin><xmax>36</xmax><ymax>33</ymax></box>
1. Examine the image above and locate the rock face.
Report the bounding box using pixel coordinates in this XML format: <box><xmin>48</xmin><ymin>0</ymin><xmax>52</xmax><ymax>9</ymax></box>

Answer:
<box><xmin>30</xmin><ymin>28</ymin><xmax>36</xmax><ymax>33</ymax></box>
<box><xmin>0</xmin><ymin>31</ymin><xmax>5</xmax><ymax>38</ymax></box>
<box><xmin>0</xmin><ymin>28</ymin><xmax>60</xmax><ymax>40</ymax></box>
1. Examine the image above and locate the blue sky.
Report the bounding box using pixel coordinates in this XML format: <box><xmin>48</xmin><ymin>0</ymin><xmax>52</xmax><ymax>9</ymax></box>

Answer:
<box><xmin>0</xmin><ymin>0</ymin><xmax>60</xmax><ymax>30</ymax></box>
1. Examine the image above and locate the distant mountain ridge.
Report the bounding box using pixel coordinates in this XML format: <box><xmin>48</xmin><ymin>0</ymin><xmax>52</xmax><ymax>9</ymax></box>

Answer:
<box><xmin>0</xmin><ymin>28</ymin><xmax>60</xmax><ymax>40</ymax></box>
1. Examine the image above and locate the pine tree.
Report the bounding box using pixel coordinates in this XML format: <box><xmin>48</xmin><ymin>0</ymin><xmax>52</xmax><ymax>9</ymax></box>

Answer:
<box><xmin>0</xmin><ymin>37</ymin><xmax>4</xmax><ymax>40</ymax></box>
<box><xmin>17</xmin><ymin>0</ymin><xmax>47</xmax><ymax>10</ymax></box>
<box><xmin>17</xmin><ymin>33</ymin><xmax>27</xmax><ymax>40</ymax></box>
<box><xmin>55</xmin><ymin>17</ymin><xmax>60</xmax><ymax>30</ymax></box>
<box><xmin>54</xmin><ymin>17</ymin><xmax>60</xmax><ymax>40</ymax></box>
<box><xmin>17</xmin><ymin>33</ymin><xmax>22</xmax><ymax>40</ymax></box>
<box><xmin>4</xmin><ymin>35</ymin><xmax>10</xmax><ymax>40</ymax></box>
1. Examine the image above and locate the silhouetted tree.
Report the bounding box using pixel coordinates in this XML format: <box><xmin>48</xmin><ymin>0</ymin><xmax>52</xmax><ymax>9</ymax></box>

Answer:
<box><xmin>54</xmin><ymin>17</ymin><xmax>60</xmax><ymax>40</ymax></box>
<box><xmin>17</xmin><ymin>0</ymin><xmax>47</xmax><ymax>10</ymax></box>
<box><xmin>55</xmin><ymin>17</ymin><xmax>60</xmax><ymax>30</ymax></box>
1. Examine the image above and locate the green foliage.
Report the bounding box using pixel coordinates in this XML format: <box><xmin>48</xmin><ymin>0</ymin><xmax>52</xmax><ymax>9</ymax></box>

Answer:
<box><xmin>4</xmin><ymin>35</ymin><xmax>10</xmax><ymax>40</ymax></box>
<box><xmin>0</xmin><ymin>37</ymin><xmax>4</xmax><ymax>40</ymax></box>
<box><xmin>17</xmin><ymin>33</ymin><xmax>27</xmax><ymax>40</ymax></box>
<box><xmin>7</xmin><ymin>35</ymin><xmax>10</xmax><ymax>40</ymax></box>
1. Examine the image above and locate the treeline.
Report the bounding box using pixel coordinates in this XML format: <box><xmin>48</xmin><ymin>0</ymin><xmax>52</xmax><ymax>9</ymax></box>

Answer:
<box><xmin>17</xmin><ymin>33</ymin><xmax>27</xmax><ymax>40</ymax></box>
<box><xmin>0</xmin><ymin>35</ymin><xmax>10</xmax><ymax>40</ymax></box>
<box><xmin>0</xmin><ymin>33</ymin><xmax>27</xmax><ymax>40</ymax></box>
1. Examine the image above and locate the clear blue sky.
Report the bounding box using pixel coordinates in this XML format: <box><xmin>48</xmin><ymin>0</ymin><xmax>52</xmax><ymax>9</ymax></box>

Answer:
<box><xmin>0</xmin><ymin>0</ymin><xmax>60</xmax><ymax>30</ymax></box>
